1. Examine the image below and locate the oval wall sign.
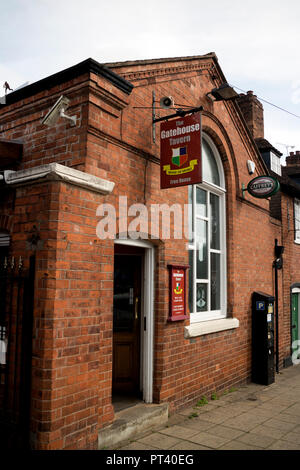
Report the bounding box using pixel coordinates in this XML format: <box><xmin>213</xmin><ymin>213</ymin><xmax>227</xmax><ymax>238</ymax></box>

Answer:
<box><xmin>247</xmin><ymin>175</ymin><xmax>280</xmax><ymax>198</ymax></box>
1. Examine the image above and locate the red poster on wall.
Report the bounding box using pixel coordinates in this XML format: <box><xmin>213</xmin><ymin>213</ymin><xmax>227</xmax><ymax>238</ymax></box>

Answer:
<box><xmin>160</xmin><ymin>112</ymin><xmax>202</xmax><ymax>189</ymax></box>
<box><xmin>167</xmin><ymin>265</ymin><xmax>189</xmax><ymax>321</ymax></box>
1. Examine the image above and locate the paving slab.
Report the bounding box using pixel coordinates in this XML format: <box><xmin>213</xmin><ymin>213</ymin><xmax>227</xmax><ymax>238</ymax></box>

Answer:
<box><xmin>262</xmin><ymin>418</ymin><xmax>298</xmax><ymax>432</ymax></box>
<box><xmin>248</xmin><ymin>406</ymin><xmax>277</xmax><ymax>418</ymax></box>
<box><xmin>195</xmin><ymin>410</ymin><xmax>233</xmax><ymax>425</ymax></box>
<box><xmin>205</xmin><ymin>425</ymin><xmax>245</xmax><ymax>440</ymax></box>
<box><xmin>274</xmin><ymin>413</ymin><xmax>300</xmax><ymax>425</ymax></box>
<box><xmin>185</xmin><ymin>431</ymin><xmax>230</xmax><ymax>449</ymax></box>
<box><xmin>137</xmin><ymin>432</ymin><xmax>180</xmax><ymax>449</ymax></box>
<box><xmin>254</xmin><ymin>393</ymin><xmax>277</xmax><ymax>402</ymax></box>
<box><xmin>235</xmin><ymin>432</ymin><xmax>275</xmax><ymax>448</ymax></box>
<box><xmin>178</xmin><ymin>406</ymin><xmax>201</xmax><ymax>417</ymax></box>
<box><xmin>175</xmin><ymin>418</ymin><xmax>215</xmax><ymax>432</ymax></box>
<box><xmin>249</xmin><ymin>424</ymin><xmax>287</xmax><ymax>440</ymax></box>
<box><xmin>266</xmin><ymin>397</ymin><xmax>297</xmax><ymax>406</ymax></box>
<box><xmin>268</xmin><ymin>440</ymin><xmax>300</xmax><ymax>450</ymax></box>
<box><xmin>158</xmin><ymin>425</ymin><xmax>200</xmax><ymax>440</ymax></box>
<box><xmin>169</xmin><ymin>441</ymin><xmax>210</xmax><ymax>450</ymax></box>
<box><xmin>281</xmin><ymin>430</ymin><xmax>300</xmax><ymax>444</ymax></box>
<box><xmin>256</xmin><ymin>401</ymin><xmax>292</xmax><ymax>413</ymax></box>
<box><xmin>222</xmin><ymin>412</ymin><xmax>269</xmax><ymax>431</ymax></box>
<box><xmin>120</xmin><ymin>442</ymin><xmax>158</xmax><ymax>450</ymax></box>
<box><xmin>282</xmin><ymin>404</ymin><xmax>300</xmax><ymax>416</ymax></box>
<box><xmin>165</xmin><ymin>414</ymin><xmax>186</xmax><ymax>426</ymax></box>
<box><xmin>221</xmin><ymin>403</ymin><xmax>260</xmax><ymax>416</ymax></box>
<box><xmin>219</xmin><ymin>440</ymin><xmax>262</xmax><ymax>450</ymax></box>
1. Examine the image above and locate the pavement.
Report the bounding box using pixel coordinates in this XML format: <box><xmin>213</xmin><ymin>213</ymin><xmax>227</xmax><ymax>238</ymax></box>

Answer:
<box><xmin>110</xmin><ymin>364</ymin><xmax>300</xmax><ymax>451</ymax></box>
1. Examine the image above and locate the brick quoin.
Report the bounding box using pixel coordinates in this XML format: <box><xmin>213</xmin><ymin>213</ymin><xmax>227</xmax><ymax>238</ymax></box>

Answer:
<box><xmin>0</xmin><ymin>55</ymin><xmax>296</xmax><ymax>450</ymax></box>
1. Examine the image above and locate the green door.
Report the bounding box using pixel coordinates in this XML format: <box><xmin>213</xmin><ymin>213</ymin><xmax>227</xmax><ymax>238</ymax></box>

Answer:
<box><xmin>292</xmin><ymin>293</ymin><xmax>299</xmax><ymax>357</ymax></box>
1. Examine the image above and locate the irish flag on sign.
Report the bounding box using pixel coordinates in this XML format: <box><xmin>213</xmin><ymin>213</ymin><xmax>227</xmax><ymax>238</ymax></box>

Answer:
<box><xmin>172</xmin><ymin>146</ymin><xmax>188</xmax><ymax>167</ymax></box>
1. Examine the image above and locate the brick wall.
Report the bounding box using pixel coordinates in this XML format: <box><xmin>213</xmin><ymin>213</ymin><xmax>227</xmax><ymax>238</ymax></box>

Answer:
<box><xmin>0</xmin><ymin>76</ymin><xmax>92</xmax><ymax>172</ymax></box>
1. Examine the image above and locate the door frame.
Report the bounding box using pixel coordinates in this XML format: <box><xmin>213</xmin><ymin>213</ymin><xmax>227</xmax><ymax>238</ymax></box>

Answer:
<box><xmin>291</xmin><ymin>286</ymin><xmax>300</xmax><ymax>358</ymax></box>
<box><xmin>114</xmin><ymin>239</ymin><xmax>155</xmax><ymax>403</ymax></box>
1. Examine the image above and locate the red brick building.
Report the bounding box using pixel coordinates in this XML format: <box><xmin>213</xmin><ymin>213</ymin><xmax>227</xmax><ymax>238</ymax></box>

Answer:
<box><xmin>269</xmin><ymin>151</ymin><xmax>300</xmax><ymax>368</ymax></box>
<box><xmin>0</xmin><ymin>54</ymin><xmax>297</xmax><ymax>450</ymax></box>
<box><xmin>237</xmin><ymin>90</ymin><xmax>300</xmax><ymax>371</ymax></box>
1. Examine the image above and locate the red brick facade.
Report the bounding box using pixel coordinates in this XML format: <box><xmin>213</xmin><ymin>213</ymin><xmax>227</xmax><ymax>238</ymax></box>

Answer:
<box><xmin>0</xmin><ymin>55</ymin><xmax>298</xmax><ymax>450</ymax></box>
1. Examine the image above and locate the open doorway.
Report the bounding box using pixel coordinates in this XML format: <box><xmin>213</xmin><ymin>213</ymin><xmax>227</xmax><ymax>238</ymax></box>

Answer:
<box><xmin>112</xmin><ymin>240</ymin><xmax>154</xmax><ymax>410</ymax></box>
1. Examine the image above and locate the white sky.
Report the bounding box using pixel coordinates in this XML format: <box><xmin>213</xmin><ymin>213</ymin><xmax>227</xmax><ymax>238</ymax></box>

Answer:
<box><xmin>1</xmin><ymin>0</ymin><xmax>300</xmax><ymax>161</ymax></box>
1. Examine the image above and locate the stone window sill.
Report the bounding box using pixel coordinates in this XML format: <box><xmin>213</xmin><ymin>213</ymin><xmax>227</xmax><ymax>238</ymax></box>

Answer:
<box><xmin>184</xmin><ymin>317</ymin><xmax>239</xmax><ymax>338</ymax></box>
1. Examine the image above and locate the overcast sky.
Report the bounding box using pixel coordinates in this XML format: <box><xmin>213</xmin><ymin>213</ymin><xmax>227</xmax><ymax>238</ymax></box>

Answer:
<box><xmin>1</xmin><ymin>0</ymin><xmax>300</xmax><ymax>161</ymax></box>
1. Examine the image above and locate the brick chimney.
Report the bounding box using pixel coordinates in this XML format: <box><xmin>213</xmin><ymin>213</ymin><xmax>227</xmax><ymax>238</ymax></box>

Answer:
<box><xmin>286</xmin><ymin>150</ymin><xmax>300</xmax><ymax>167</ymax></box>
<box><xmin>237</xmin><ymin>90</ymin><xmax>264</xmax><ymax>139</ymax></box>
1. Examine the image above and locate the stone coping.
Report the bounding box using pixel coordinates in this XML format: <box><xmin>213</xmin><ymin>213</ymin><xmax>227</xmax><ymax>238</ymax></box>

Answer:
<box><xmin>4</xmin><ymin>162</ymin><xmax>115</xmax><ymax>195</ymax></box>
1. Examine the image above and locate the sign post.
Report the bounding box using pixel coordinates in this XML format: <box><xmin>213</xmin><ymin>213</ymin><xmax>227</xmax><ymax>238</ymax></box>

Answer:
<box><xmin>160</xmin><ymin>113</ymin><xmax>202</xmax><ymax>189</ymax></box>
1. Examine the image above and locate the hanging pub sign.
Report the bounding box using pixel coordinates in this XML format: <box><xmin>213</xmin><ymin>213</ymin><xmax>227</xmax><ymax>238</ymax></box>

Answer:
<box><xmin>160</xmin><ymin>112</ymin><xmax>202</xmax><ymax>189</ymax></box>
<box><xmin>167</xmin><ymin>264</ymin><xmax>189</xmax><ymax>321</ymax></box>
<box><xmin>247</xmin><ymin>175</ymin><xmax>280</xmax><ymax>199</ymax></box>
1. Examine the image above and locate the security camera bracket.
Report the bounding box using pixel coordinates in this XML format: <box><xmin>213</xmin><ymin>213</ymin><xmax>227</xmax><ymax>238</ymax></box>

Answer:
<box><xmin>59</xmin><ymin>108</ymin><xmax>76</xmax><ymax>126</ymax></box>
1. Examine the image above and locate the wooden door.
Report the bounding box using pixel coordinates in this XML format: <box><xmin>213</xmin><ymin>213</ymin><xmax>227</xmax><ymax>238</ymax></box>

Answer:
<box><xmin>113</xmin><ymin>254</ymin><xmax>142</xmax><ymax>395</ymax></box>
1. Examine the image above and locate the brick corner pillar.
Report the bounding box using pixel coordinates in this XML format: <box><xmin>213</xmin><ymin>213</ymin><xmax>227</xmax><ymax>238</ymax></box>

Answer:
<box><xmin>5</xmin><ymin>163</ymin><xmax>115</xmax><ymax>450</ymax></box>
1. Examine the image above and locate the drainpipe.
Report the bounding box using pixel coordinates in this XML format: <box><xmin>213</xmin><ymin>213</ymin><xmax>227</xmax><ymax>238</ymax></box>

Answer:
<box><xmin>274</xmin><ymin>239</ymin><xmax>284</xmax><ymax>373</ymax></box>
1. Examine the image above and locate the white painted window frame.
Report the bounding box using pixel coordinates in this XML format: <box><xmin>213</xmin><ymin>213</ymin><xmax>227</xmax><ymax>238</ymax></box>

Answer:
<box><xmin>294</xmin><ymin>198</ymin><xmax>300</xmax><ymax>244</ymax></box>
<box><xmin>189</xmin><ymin>182</ymin><xmax>227</xmax><ymax>323</ymax></box>
<box><xmin>270</xmin><ymin>152</ymin><xmax>282</xmax><ymax>176</ymax></box>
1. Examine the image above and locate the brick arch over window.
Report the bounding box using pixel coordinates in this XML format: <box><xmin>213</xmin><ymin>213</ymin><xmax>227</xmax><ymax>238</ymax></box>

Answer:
<box><xmin>201</xmin><ymin>121</ymin><xmax>239</xmax><ymax>200</ymax></box>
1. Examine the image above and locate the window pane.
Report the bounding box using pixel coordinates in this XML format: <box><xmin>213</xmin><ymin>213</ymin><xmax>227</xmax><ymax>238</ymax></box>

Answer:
<box><xmin>196</xmin><ymin>187</ymin><xmax>207</xmax><ymax>218</ymax></box>
<box><xmin>210</xmin><ymin>194</ymin><xmax>220</xmax><ymax>250</ymax></box>
<box><xmin>188</xmin><ymin>250</ymin><xmax>193</xmax><ymax>312</ymax></box>
<box><xmin>270</xmin><ymin>153</ymin><xmax>281</xmax><ymax>176</ymax></box>
<box><xmin>196</xmin><ymin>284</ymin><xmax>207</xmax><ymax>312</ymax></box>
<box><xmin>202</xmin><ymin>139</ymin><xmax>220</xmax><ymax>186</ymax></box>
<box><xmin>211</xmin><ymin>253</ymin><xmax>220</xmax><ymax>310</ymax></box>
<box><xmin>196</xmin><ymin>219</ymin><xmax>207</xmax><ymax>279</ymax></box>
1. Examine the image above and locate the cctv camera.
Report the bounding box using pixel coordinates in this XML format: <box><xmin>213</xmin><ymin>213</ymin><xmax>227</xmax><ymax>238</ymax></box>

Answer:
<box><xmin>42</xmin><ymin>95</ymin><xmax>76</xmax><ymax>127</ymax></box>
<box><xmin>160</xmin><ymin>96</ymin><xmax>174</xmax><ymax>109</ymax></box>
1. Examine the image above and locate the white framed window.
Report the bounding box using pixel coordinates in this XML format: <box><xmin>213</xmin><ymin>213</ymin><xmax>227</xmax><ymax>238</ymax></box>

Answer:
<box><xmin>294</xmin><ymin>198</ymin><xmax>300</xmax><ymax>244</ymax></box>
<box><xmin>188</xmin><ymin>134</ymin><xmax>227</xmax><ymax>323</ymax></box>
<box><xmin>270</xmin><ymin>152</ymin><xmax>281</xmax><ymax>176</ymax></box>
